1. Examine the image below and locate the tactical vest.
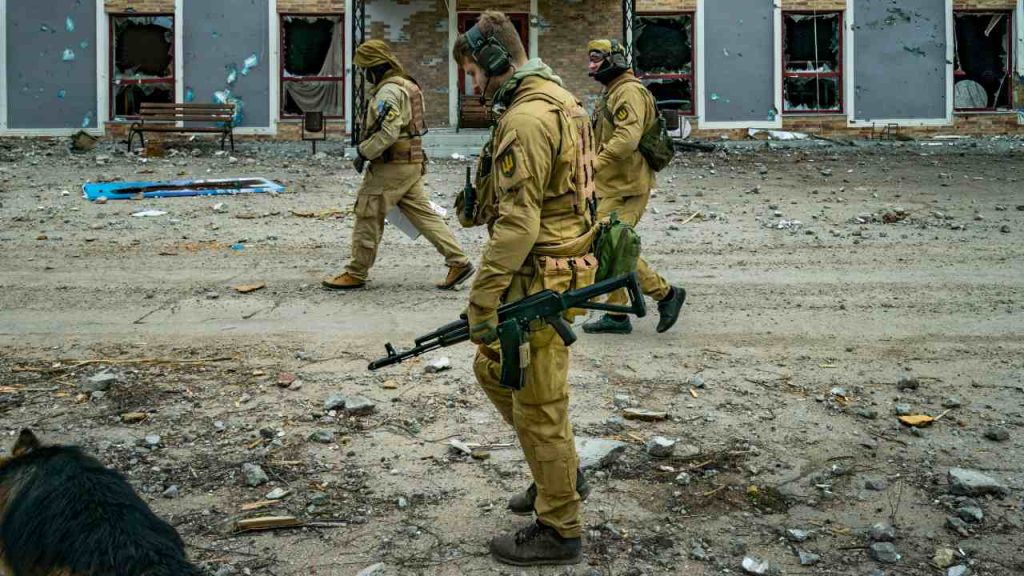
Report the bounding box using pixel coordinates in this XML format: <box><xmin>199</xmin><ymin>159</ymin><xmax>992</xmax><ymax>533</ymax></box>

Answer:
<box><xmin>506</xmin><ymin>91</ymin><xmax>597</xmax><ymax>226</ymax></box>
<box><xmin>379</xmin><ymin>75</ymin><xmax>427</xmax><ymax>164</ymax></box>
<box><xmin>599</xmin><ymin>76</ymin><xmax>675</xmax><ymax>172</ymax></box>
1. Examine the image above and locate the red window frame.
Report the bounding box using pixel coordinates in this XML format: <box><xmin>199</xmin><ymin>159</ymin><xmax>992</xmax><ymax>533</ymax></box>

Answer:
<box><xmin>953</xmin><ymin>10</ymin><xmax>1014</xmax><ymax>112</ymax></box>
<box><xmin>633</xmin><ymin>12</ymin><xmax>696</xmax><ymax>117</ymax></box>
<box><xmin>782</xmin><ymin>10</ymin><xmax>844</xmax><ymax>115</ymax></box>
<box><xmin>280</xmin><ymin>13</ymin><xmax>344</xmax><ymax>120</ymax></box>
<box><xmin>109</xmin><ymin>13</ymin><xmax>176</xmax><ymax>121</ymax></box>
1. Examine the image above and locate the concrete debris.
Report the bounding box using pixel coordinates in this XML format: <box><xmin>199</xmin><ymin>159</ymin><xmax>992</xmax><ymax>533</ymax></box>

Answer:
<box><xmin>242</xmin><ymin>463</ymin><xmax>269</xmax><ymax>487</ymax></box>
<box><xmin>947</xmin><ymin>565</ymin><xmax>969</xmax><ymax>576</ymax></box>
<box><xmin>162</xmin><ymin>485</ymin><xmax>180</xmax><ymax>499</ymax></box>
<box><xmin>948</xmin><ymin>468</ymin><xmax>1009</xmax><ymax>497</ymax></box>
<box><xmin>869</xmin><ymin>542</ymin><xmax>901</xmax><ymax>564</ymax></box>
<box><xmin>957</xmin><ymin>504</ymin><xmax>984</xmax><ymax>523</ymax></box>
<box><xmin>946</xmin><ymin>516</ymin><xmax>970</xmax><ymax>537</ymax></box>
<box><xmin>324</xmin><ymin>393</ymin><xmax>347</xmax><ymax>411</ymax></box>
<box><xmin>932</xmin><ymin>547</ymin><xmax>956</xmax><ymax>569</ymax></box>
<box><xmin>344</xmin><ymin>395</ymin><xmax>376</xmax><ymax>416</ymax></box>
<box><xmin>576</xmin><ymin>436</ymin><xmax>627</xmax><ymax>471</ymax></box>
<box><xmin>266</xmin><ymin>488</ymin><xmax>290</xmax><ymax>500</ymax></box>
<box><xmin>785</xmin><ymin>528</ymin><xmax>810</xmax><ymax>542</ymax></box>
<box><xmin>869</xmin><ymin>522</ymin><xmax>896</xmax><ymax>542</ymax></box>
<box><xmin>613</xmin><ymin>394</ymin><xmax>631</xmax><ymax>408</ymax></box>
<box><xmin>309</xmin><ymin>430</ymin><xmax>334</xmax><ymax>444</ymax></box>
<box><xmin>741</xmin><ymin>556</ymin><xmax>770</xmax><ymax>574</ymax></box>
<box><xmin>623</xmin><ymin>408</ymin><xmax>668</xmax><ymax>421</ymax></box>
<box><xmin>424</xmin><ymin>356</ymin><xmax>451</xmax><ymax>373</ymax></box>
<box><xmin>690</xmin><ymin>545</ymin><xmax>708</xmax><ymax>560</ymax></box>
<box><xmin>645</xmin><ymin>436</ymin><xmax>676</xmax><ymax>458</ymax></box>
<box><xmin>797</xmin><ymin>549</ymin><xmax>821</xmax><ymax>566</ymax></box>
<box><xmin>83</xmin><ymin>371</ymin><xmax>118</xmax><ymax>392</ymax></box>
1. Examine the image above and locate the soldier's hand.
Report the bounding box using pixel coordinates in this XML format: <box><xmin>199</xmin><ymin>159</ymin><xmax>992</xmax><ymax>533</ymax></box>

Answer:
<box><xmin>352</xmin><ymin>151</ymin><xmax>367</xmax><ymax>174</ymax></box>
<box><xmin>467</xmin><ymin>304</ymin><xmax>498</xmax><ymax>345</ymax></box>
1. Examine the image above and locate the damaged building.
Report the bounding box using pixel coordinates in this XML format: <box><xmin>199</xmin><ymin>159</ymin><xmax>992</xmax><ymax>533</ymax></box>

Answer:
<box><xmin>0</xmin><ymin>0</ymin><xmax>1021</xmax><ymax>141</ymax></box>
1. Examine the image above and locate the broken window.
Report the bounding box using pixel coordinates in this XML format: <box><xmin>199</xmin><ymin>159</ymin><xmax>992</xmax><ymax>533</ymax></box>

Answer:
<box><xmin>954</xmin><ymin>12</ymin><xmax>1013</xmax><ymax>111</ymax></box>
<box><xmin>783</xmin><ymin>12</ymin><xmax>842</xmax><ymax>113</ymax></box>
<box><xmin>633</xmin><ymin>13</ymin><xmax>694</xmax><ymax>115</ymax></box>
<box><xmin>110</xmin><ymin>15</ymin><xmax>175</xmax><ymax>119</ymax></box>
<box><xmin>281</xmin><ymin>15</ymin><xmax>344</xmax><ymax>118</ymax></box>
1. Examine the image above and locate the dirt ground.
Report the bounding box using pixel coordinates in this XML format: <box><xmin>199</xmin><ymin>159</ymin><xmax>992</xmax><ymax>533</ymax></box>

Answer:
<box><xmin>1</xmin><ymin>135</ymin><xmax>1023</xmax><ymax>576</ymax></box>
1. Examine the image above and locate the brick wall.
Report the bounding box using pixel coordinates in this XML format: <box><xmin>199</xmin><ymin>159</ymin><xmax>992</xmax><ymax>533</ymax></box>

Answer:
<box><xmin>278</xmin><ymin>0</ymin><xmax>344</xmax><ymax>11</ymax></box>
<box><xmin>460</xmin><ymin>0</ymin><xmax>530</xmax><ymax>12</ymax></box>
<box><xmin>538</xmin><ymin>0</ymin><xmax>622</xmax><ymax>111</ymax></box>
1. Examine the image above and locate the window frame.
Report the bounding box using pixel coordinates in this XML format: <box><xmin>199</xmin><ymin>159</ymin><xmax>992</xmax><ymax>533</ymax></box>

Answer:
<box><xmin>280</xmin><ymin>12</ymin><xmax>345</xmax><ymax>120</ymax></box>
<box><xmin>952</xmin><ymin>9</ymin><xmax>1014</xmax><ymax>113</ymax></box>
<box><xmin>108</xmin><ymin>12</ymin><xmax>176</xmax><ymax>121</ymax></box>
<box><xmin>781</xmin><ymin>10</ymin><xmax>844</xmax><ymax>115</ymax></box>
<box><xmin>633</xmin><ymin>11</ymin><xmax>696</xmax><ymax>117</ymax></box>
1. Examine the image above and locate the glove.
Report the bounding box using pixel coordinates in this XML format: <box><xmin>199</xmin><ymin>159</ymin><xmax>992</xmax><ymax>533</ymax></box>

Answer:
<box><xmin>467</xmin><ymin>303</ymin><xmax>498</xmax><ymax>345</ymax></box>
<box><xmin>352</xmin><ymin>151</ymin><xmax>367</xmax><ymax>174</ymax></box>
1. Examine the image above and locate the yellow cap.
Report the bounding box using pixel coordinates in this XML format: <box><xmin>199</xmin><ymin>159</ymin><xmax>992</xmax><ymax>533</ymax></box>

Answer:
<box><xmin>354</xmin><ymin>39</ymin><xmax>406</xmax><ymax>75</ymax></box>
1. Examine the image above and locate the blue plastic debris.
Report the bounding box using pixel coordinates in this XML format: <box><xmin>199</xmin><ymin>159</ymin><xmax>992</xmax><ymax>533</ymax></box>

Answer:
<box><xmin>81</xmin><ymin>111</ymin><xmax>93</xmax><ymax>128</ymax></box>
<box><xmin>40</xmin><ymin>24</ymin><xmax>50</xmax><ymax>32</ymax></box>
<box><xmin>185</xmin><ymin>87</ymin><xmax>195</xmax><ymax>102</ymax></box>
<box><xmin>226</xmin><ymin>65</ymin><xmax>238</xmax><ymax>86</ymax></box>
<box><xmin>57</xmin><ymin>89</ymin><xmax>67</xmax><ymax>99</ymax></box>
<box><xmin>66</xmin><ymin>17</ymin><xmax>75</xmax><ymax>32</ymax></box>
<box><xmin>80</xmin><ymin>40</ymin><xmax>89</xmax><ymax>49</ymax></box>
<box><xmin>710</xmin><ymin>93</ymin><xmax>721</xmax><ymax>101</ymax></box>
<box><xmin>62</xmin><ymin>49</ymin><xmax>75</xmax><ymax>62</ymax></box>
<box><xmin>230</xmin><ymin>243</ymin><xmax>245</xmax><ymax>251</ymax></box>
<box><xmin>241</xmin><ymin>53</ymin><xmax>259</xmax><ymax>75</ymax></box>
<box><xmin>82</xmin><ymin>178</ymin><xmax>286</xmax><ymax>201</ymax></box>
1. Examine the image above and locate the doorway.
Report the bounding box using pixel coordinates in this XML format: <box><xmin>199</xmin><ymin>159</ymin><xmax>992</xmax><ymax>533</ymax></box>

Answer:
<box><xmin>456</xmin><ymin>12</ymin><xmax>529</xmax><ymax>128</ymax></box>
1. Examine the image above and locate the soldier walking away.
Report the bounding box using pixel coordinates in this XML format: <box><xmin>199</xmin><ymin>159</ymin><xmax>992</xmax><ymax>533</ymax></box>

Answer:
<box><xmin>453</xmin><ymin>11</ymin><xmax>598</xmax><ymax>567</ymax></box>
<box><xmin>323</xmin><ymin>40</ymin><xmax>474</xmax><ymax>291</ymax></box>
<box><xmin>582</xmin><ymin>39</ymin><xmax>687</xmax><ymax>335</ymax></box>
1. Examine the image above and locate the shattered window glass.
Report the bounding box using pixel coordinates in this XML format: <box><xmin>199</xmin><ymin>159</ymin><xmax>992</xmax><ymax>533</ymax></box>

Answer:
<box><xmin>953</xmin><ymin>12</ymin><xmax>1012</xmax><ymax>110</ymax></box>
<box><xmin>634</xmin><ymin>13</ymin><xmax>694</xmax><ymax>115</ymax></box>
<box><xmin>282</xmin><ymin>15</ymin><xmax>344</xmax><ymax>118</ymax></box>
<box><xmin>783</xmin><ymin>12</ymin><xmax>842</xmax><ymax>113</ymax></box>
<box><xmin>111</xmin><ymin>15</ymin><xmax>175</xmax><ymax>118</ymax></box>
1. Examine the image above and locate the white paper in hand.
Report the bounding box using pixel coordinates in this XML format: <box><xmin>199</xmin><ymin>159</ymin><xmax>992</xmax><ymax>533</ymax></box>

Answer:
<box><xmin>385</xmin><ymin>202</ymin><xmax>448</xmax><ymax>241</ymax></box>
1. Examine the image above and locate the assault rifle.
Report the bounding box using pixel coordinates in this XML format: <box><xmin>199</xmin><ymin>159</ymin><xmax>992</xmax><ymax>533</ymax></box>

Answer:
<box><xmin>368</xmin><ymin>273</ymin><xmax>647</xmax><ymax>390</ymax></box>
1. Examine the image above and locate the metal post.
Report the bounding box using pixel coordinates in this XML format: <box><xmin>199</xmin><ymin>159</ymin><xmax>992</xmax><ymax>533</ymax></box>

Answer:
<box><xmin>351</xmin><ymin>0</ymin><xmax>367</xmax><ymax>145</ymax></box>
<box><xmin>621</xmin><ymin>0</ymin><xmax>634</xmax><ymax>65</ymax></box>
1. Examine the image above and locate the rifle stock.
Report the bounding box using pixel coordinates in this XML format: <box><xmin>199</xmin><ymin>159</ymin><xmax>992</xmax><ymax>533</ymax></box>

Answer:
<box><xmin>368</xmin><ymin>272</ymin><xmax>647</xmax><ymax>388</ymax></box>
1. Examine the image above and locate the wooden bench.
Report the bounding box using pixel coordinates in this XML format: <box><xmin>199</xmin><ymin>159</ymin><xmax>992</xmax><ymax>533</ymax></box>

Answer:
<box><xmin>128</xmin><ymin>103</ymin><xmax>236</xmax><ymax>152</ymax></box>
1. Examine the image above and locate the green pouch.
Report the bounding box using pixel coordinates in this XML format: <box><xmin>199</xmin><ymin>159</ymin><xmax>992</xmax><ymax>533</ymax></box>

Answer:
<box><xmin>638</xmin><ymin>114</ymin><xmax>675</xmax><ymax>172</ymax></box>
<box><xmin>594</xmin><ymin>212</ymin><xmax>641</xmax><ymax>283</ymax></box>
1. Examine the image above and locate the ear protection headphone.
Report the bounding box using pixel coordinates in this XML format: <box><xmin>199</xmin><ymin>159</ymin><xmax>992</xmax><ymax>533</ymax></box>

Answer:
<box><xmin>608</xmin><ymin>39</ymin><xmax>628</xmax><ymax>69</ymax></box>
<box><xmin>466</xmin><ymin>25</ymin><xmax>512</xmax><ymax>77</ymax></box>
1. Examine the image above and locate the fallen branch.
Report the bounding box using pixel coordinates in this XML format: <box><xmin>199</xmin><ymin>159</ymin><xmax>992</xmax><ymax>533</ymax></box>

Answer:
<box><xmin>234</xmin><ymin>516</ymin><xmax>303</xmax><ymax>533</ymax></box>
<box><xmin>678</xmin><ymin>211</ymin><xmax>702</xmax><ymax>226</ymax></box>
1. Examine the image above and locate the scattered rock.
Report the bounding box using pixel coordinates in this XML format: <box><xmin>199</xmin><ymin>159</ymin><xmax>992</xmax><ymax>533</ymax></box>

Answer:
<box><xmin>856</xmin><ymin>407</ymin><xmax>879</xmax><ymax>420</ymax></box>
<box><xmin>947</xmin><ymin>565</ymin><xmax>970</xmax><ymax>576</ymax></box>
<box><xmin>948</xmin><ymin>468</ymin><xmax>1009</xmax><ymax>497</ymax></box>
<box><xmin>942</xmin><ymin>396</ymin><xmax>962</xmax><ymax>409</ymax></box>
<box><xmin>690</xmin><ymin>545</ymin><xmax>708</xmax><ymax>560</ymax></box>
<box><xmin>897</xmin><ymin>375</ymin><xmax>919</xmax><ymax>390</ymax></box>
<box><xmin>397</xmin><ymin>496</ymin><xmax>409</xmax><ymax>509</ymax></box>
<box><xmin>870</xmin><ymin>522</ymin><xmax>896</xmax><ymax>542</ymax></box>
<box><xmin>785</xmin><ymin>528</ymin><xmax>810</xmax><ymax>542</ymax></box>
<box><xmin>121</xmin><ymin>411</ymin><xmax>147</xmax><ymax>424</ymax></box>
<box><xmin>983</xmin><ymin>427</ymin><xmax>1009</xmax><ymax>442</ymax></box>
<box><xmin>613</xmin><ymin>394</ymin><xmax>631</xmax><ymax>408</ymax></box>
<box><xmin>276</xmin><ymin>372</ymin><xmax>297</xmax><ymax>387</ymax></box>
<box><xmin>894</xmin><ymin>403</ymin><xmax>912</xmax><ymax>416</ymax></box>
<box><xmin>933</xmin><ymin>547</ymin><xmax>956</xmax><ymax>569</ymax></box>
<box><xmin>83</xmin><ymin>371</ymin><xmax>118</xmax><ymax>392</ymax></box>
<box><xmin>869</xmin><ymin>542</ymin><xmax>901</xmax><ymax>564</ymax></box>
<box><xmin>675</xmin><ymin>472</ymin><xmax>692</xmax><ymax>485</ymax></box>
<box><xmin>741</xmin><ymin>556</ymin><xmax>770</xmax><ymax>575</ymax></box>
<box><xmin>266</xmin><ymin>488</ymin><xmax>290</xmax><ymax>500</ymax></box>
<box><xmin>956</xmin><ymin>504</ymin><xmax>983</xmax><ymax>523</ymax></box>
<box><xmin>424</xmin><ymin>356</ymin><xmax>451</xmax><ymax>373</ymax></box>
<box><xmin>242</xmin><ymin>463</ymin><xmax>269</xmax><ymax>487</ymax></box>
<box><xmin>946</xmin><ymin>516</ymin><xmax>970</xmax><ymax>537</ymax></box>
<box><xmin>355</xmin><ymin>563</ymin><xmax>384</xmax><ymax>576</ymax></box>
<box><xmin>689</xmin><ymin>375</ymin><xmax>706</xmax><ymax>389</ymax></box>
<box><xmin>214</xmin><ymin>565</ymin><xmax>238</xmax><ymax>576</ymax></box>
<box><xmin>144</xmin><ymin>434</ymin><xmax>162</xmax><ymax>448</ymax></box>
<box><xmin>865</xmin><ymin>478</ymin><xmax>888</xmax><ymax>491</ymax></box>
<box><xmin>604</xmin><ymin>416</ymin><xmax>625</xmax><ymax>431</ymax></box>
<box><xmin>797</xmin><ymin>549</ymin><xmax>821</xmax><ymax>566</ymax></box>
<box><xmin>162</xmin><ymin>485</ymin><xmax>180</xmax><ymax>499</ymax></box>
<box><xmin>309</xmin><ymin>430</ymin><xmax>334</xmax><ymax>444</ymax></box>
<box><xmin>324</xmin><ymin>393</ymin><xmax>347</xmax><ymax>411</ymax></box>
<box><xmin>344</xmin><ymin>395</ymin><xmax>376</xmax><ymax>416</ymax></box>
<box><xmin>645</xmin><ymin>436</ymin><xmax>676</xmax><ymax>458</ymax></box>
<box><xmin>576</xmin><ymin>437</ymin><xmax>627</xmax><ymax>471</ymax></box>
<box><xmin>999</xmin><ymin>225</ymin><xmax>1010</xmax><ymax>233</ymax></box>
<box><xmin>308</xmin><ymin>492</ymin><xmax>329</xmax><ymax>506</ymax></box>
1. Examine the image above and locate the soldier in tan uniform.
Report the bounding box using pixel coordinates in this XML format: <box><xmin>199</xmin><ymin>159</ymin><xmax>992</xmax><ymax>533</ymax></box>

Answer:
<box><xmin>323</xmin><ymin>40</ymin><xmax>473</xmax><ymax>291</ymax></box>
<box><xmin>582</xmin><ymin>39</ymin><xmax>687</xmax><ymax>335</ymax></box>
<box><xmin>453</xmin><ymin>11</ymin><xmax>597</xmax><ymax>566</ymax></box>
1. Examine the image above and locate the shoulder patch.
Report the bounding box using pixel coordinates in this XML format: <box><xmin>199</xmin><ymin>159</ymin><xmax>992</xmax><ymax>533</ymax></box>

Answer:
<box><xmin>499</xmin><ymin>149</ymin><xmax>516</xmax><ymax>178</ymax></box>
<box><xmin>386</xmin><ymin>107</ymin><xmax>399</xmax><ymax>121</ymax></box>
<box><xmin>615</xmin><ymin>105</ymin><xmax>629</xmax><ymax>122</ymax></box>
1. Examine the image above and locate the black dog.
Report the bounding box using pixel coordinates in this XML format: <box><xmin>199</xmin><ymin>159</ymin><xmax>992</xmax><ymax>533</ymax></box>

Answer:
<box><xmin>0</xmin><ymin>429</ymin><xmax>202</xmax><ymax>576</ymax></box>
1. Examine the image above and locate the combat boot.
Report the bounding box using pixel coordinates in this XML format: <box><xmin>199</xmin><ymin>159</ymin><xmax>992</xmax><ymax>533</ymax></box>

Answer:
<box><xmin>322</xmin><ymin>272</ymin><xmax>366</xmax><ymax>290</ymax></box>
<box><xmin>437</xmin><ymin>262</ymin><xmax>475</xmax><ymax>290</ymax></box>
<box><xmin>582</xmin><ymin>314</ymin><xmax>632</xmax><ymax>334</ymax></box>
<box><xmin>656</xmin><ymin>286</ymin><xmax>687</xmax><ymax>333</ymax></box>
<box><xmin>507</xmin><ymin>468</ymin><xmax>590</xmax><ymax>516</ymax></box>
<box><xmin>490</xmin><ymin>521</ymin><xmax>582</xmax><ymax>566</ymax></box>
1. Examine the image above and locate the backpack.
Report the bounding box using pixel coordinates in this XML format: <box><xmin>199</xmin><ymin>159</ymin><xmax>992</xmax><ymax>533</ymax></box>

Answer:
<box><xmin>603</xmin><ymin>79</ymin><xmax>676</xmax><ymax>172</ymax></box>
<box><xmin>594</xmin><ymin>212</ymin><xmax>641</xmax><ymax>283</ymax></box>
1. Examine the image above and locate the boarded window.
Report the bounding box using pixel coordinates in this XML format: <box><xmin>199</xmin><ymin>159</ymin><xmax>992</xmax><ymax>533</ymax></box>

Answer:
<box><xmin>281</xmin><ymin>15</ymin><xmax>344</xmax><ymax>118</ymax></box>
<box><xmin>953</xmin><ymin>12</ymin><xmax>1013</xmax><ymax>111</ymax></box>
<box><xmin>111</xmin><ymin>15</ymin><xmax>174</xmax><ymax>118</ymax></box>
<box><xmin>783</xmin><ymin>12</ymin><xmax>842</xmax><ymax>113</ymax></box>
<box><xmin>634</xmin><ymin>13</ymin><xmax>694</xmax><ymax>115</ymax></box>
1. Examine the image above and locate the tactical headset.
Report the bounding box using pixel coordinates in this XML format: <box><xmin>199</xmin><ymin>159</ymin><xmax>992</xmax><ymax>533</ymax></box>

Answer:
<box><xmin>465</xmin><ymin>24</ymin><xmax>512</xmax><ymax>77</ymax></box>
<box><xmin>607</xmin><ymin>39</ymin><xmax>628</xmax><ymax>69</ymax></box>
